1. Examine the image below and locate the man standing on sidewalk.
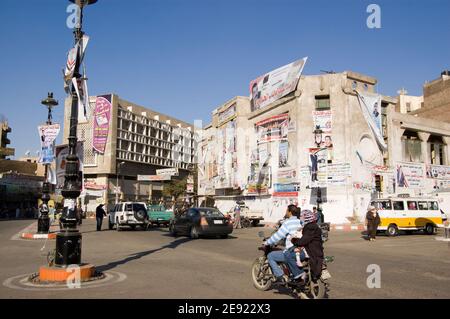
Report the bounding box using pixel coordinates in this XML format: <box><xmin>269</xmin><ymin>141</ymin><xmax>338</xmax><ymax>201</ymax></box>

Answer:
<box><xmin>233</xmin><ymin>201</ymin><xmax>242</xmax><ymax>229</ymax></box>
<box><xmin>95</xmin><ymin>204</ymin><xmax>107</xmax><ymax>231</ymax></box>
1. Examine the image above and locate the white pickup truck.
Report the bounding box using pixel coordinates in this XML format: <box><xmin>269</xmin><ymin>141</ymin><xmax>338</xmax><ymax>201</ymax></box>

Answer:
<box><xmin>239</xmin><ymin>205</ymin><xmax>264</xmax><ymax>227</ymax></box>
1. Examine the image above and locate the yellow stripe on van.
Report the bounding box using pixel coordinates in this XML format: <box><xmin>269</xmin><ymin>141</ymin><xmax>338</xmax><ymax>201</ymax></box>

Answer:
<box><xmin>380</xmin><ymin>217</ymin><xmax>443</xmax><ymax>228</ymax></box>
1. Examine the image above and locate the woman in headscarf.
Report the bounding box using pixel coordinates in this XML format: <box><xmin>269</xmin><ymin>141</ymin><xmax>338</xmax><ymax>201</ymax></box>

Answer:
<box><xmin>366</xmin><ymin>205</ymin><xmax>381</xmax><ymax>241</ymax></box>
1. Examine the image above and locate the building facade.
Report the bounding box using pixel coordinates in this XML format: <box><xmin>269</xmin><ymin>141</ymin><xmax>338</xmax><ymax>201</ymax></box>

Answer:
<box><xmin>62</xmin><ymin>93</ymin><xmax>198</xmax><ymax>212</ymax></box>
<box><xmin>198</xmin><ymin>70</ymin><xmax>450</xmax><ymax>224</ymax></box>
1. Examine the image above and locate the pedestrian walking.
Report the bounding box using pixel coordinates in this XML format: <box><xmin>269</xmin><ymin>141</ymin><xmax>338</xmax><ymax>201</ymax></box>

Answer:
<box><xmin>95</xmin><ymin>204</ymin><xmax>107</xmax><ymax>231</ymax></box>
<box><xmin>366</xmin><ymin>205</ymin><xmax>381</xmax><ymax>241</ymax></box>
<box><xmin>233</xmin><ymin>201</ymin><xmax>242</xmax><ymax>229</ymax></box>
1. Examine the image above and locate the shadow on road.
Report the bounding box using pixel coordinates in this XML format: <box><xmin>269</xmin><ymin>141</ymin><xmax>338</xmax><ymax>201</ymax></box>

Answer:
<box><xmin>95</xmin><ymin>237</ymin><xmax>192</xmax><ymax>272</ymax></box>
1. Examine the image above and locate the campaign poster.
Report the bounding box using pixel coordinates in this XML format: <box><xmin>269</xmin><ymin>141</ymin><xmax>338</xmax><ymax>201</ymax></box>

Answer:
<box><xmin>255</xmin><ymin>113</ymin><xmax>289</xmax><ymax>144</ymax></box>
<box><xmin>93</xmin><ymin>95</ymin><xmax>112</xmax><ymax>154</ymax></box>
<box><xmin>356</xmin><ymin>91</ymin><xmax>386</xmax><ymax>150</ymax></box>
<box><xmin>396</xmin><ymin>162</ymin><xmax>425</xmax><ymax>189</ymax></box>
<box><xmin>278</xmin><ymin>141</ymin><xmax>289</xmax><ymax>168</ymax></box>
<box><xmin>55</xmin><ymin>142</ymin><xmax>84</xmax><ymax>195</ymax></box>
<box><xmin>250</xmin><ymin>57</ymin><xmax>307</xmax><ymax>112</ymax></box>
<box><xmin>38</xmin><ymin>124</ymin><xmax>60</xmax><ymax>164</ymax></box>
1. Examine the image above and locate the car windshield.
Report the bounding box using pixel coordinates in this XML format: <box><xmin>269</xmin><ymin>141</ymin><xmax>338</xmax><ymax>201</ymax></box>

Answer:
<box><xmin>198</xmin><ymin>209</ymin><xmax>224</xmax><ymax>217</ymax></box>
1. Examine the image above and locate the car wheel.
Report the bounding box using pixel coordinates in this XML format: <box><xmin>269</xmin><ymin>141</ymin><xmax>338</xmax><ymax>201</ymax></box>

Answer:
<box><xmin>252</xmin><ymin>220</ymin><xmax>260</xmax><ymax>227</ymax></box>
<box><xmin>220</xmin><ymin>234</ymin><xmax>228</xmax><ymax>239</ymax></box>
<box><xmin>424</xmin><ymin>223</ymin><xmax>435</xmax><ymax>235</ymax></box>
<box><xmin>134</xmin><ymin>210</ymin><xmax>147</xmax><ymax>222</ymax></box>
<box><xmin>386</xmin><ymin>224</ymin><xmax>398</xmax><ymax>237</ymax></box>
<box><xmin>190</xmin><ymin>226</ymin><xmax>200</xmax><ymax>239</ymax></box>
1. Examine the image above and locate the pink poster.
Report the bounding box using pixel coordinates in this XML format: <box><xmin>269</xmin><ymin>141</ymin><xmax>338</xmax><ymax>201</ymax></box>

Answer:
<box><xmin>93</xmin><ymin>96</ymin><xmax>111</xmax><ymax>154</ymax></box>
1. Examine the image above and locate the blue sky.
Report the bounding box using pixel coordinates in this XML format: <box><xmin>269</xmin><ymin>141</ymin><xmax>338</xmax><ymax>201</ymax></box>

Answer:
<box><xmin>0</xmin><ymin>0</ymin><xmax>449</xmax><ymax>159</ymax></box>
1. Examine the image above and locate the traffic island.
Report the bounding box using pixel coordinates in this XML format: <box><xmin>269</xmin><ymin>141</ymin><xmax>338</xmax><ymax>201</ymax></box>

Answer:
<box><xmin>28</xmin><ymin>264</ymin><xmax>104</xmax><ymax>285</ymax></box>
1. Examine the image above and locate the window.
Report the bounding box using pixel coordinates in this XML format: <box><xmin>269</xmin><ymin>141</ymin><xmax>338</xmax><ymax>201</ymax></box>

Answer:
<box><xmin>407</xmin><ymin>201</ymin><xmax>418</xmax><ymax>210</ymax></box>
<box><xmin>402</xmin><ymin>131</ymin><xmax>422</xmax><ymax>162</ymax></box>
<box><xmin>429</xmin><ymin>201</ymin><xmax>439</xmax><ymax>210</ymax></box>
<box><xmin>372</xmin><ymin>201</ymin><xmax>391</xmax><ymax>210</ymax></box>
<box><xmin>199</xmin><ymin>209</ymin><xmax>224</xmax><ymax>217</ymax></box>
<box><xmin>315</xmin><ymin>95</ymin><xmax>330</xmax><ymax>110</ymax></box>
<box><xmin>429</xmin><ymin>135</ymin><xmax>445</xmax><ymax>165</ymax></box>
<box><xmin>406</xmin><ymin>102</ymin><xmax>411</xmax><ymax>113</ymax></box>
<box><xmin>418</xmin><ymin>201</ymin><xmax>429</xmax><ymax>210</ymax></box>
<box><xmin>393</xmin><ymin>201</ymin><xmax>405</xmax><ymax>210</ymax></box>
<box><xmin>126</xmin><ymin>204</ymin><xmax>133</xmax><ymax>212</ymax></box>
<box><xmin>187</xmin><ymin>209</ymin><xmax>197</xmax><ymax>218</ymax></box>
<box><xmin>352</xmin><ymin>81</ymin><xmax>358</xmax><ymax>90</ymax></box>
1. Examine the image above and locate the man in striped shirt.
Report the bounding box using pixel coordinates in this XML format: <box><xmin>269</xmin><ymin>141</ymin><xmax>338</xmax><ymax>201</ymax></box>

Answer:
<box><xmin>264</xmin><ymin>204</ymin><xmax>302</xmax><ymax>284</ymax></box>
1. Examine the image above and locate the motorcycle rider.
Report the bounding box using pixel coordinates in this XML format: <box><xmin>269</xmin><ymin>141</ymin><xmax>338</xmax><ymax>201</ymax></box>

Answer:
<box><xmin>290</xmin><ymin>209</ymin><xmax>324</xmax><ymax>283</ymax></box>
<box><xmin>264</xmin><ymin>204</ymin><xmax>302</xmax><ymax>284</ymax></box>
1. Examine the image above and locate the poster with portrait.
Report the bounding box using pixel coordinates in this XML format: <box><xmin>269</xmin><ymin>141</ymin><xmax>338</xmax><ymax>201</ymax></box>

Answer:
<box><xmin>396</xmin><ymin>162</ymin><xmax>425</xmax><ymax>189</ymax></box>
<box><xmin>249</xmin><ymin>57</ymin><xmax>307</xmax><ymax>112</ymax></box>
<box><xmin>312</xmin><ymin>110</ymin><xmax>333</xmax><ymax>161</ymax></box>
<box><xmin>38</xmin><ymin>124</ymin><xmax>60</xmax><ymax>164</ymax></box>
<box><xmin>278</xmin><ymin>141</ymin><xmax>289</xmax><ymax>168</ymax></box>
<box><xmin>55</xmin><ymin>142</ymin><xmax>84</xmax><ymax>195</ymax></box>
<box><xmin>308</xmin><ymin>147</ymin><xmax>328</xmax><ymax>187</ymax></box>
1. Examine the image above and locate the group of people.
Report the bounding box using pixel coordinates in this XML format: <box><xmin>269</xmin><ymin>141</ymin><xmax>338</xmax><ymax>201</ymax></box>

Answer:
<box><xmin>264</xmin><ymin>204</ymin><xmax>325</xmax><ymax>286</ymax></box>
<box><xmin>0</xmin><ymin>205</ymin><xmax>40</xmax><ymax>219</ymax></box>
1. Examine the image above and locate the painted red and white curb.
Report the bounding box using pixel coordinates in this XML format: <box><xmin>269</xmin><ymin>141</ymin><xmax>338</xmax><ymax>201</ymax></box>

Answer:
<box><xmin>11</xmin><ymin>221</ymin><xmax>59</xmax><ymax>240</ymax></box>
<box><xmin>263</xmin><ymin>223</ymin><xmax>365</xmax><ymax>231</ymax></box>
<box><xmin>21</xmin><ymin>232</ymin><xmax>57</xmax><ymax>240</ymax></box>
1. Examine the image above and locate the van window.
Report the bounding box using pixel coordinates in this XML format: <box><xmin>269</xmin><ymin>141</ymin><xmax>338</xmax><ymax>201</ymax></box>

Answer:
<box><xmin>429</xmin><ymin>201</ymin><xmax>439</xmax><ymax>210</ymax></box>
<box><xmin>418</xmin><ymin>201</ymin><xmax>429</xmax><ymax>210</ymax></box>
<box><xmin>373</xmin><ymin>201</ymin><xmax>391</xmax><ymax>210</ymax></box>
<box><xmin>393</xmin><ymin>201</ymin><xmax>404</xmax><ymax>210</ymax></box>
<box><xmin>407</xmin><ymin>201</ymin><xmax>418</xmax><ymax>210</ymax></box>
<box><xmin>126</xmin><ymin>204</ymin><xmax>133</xmax><ymax>211</ymax></box>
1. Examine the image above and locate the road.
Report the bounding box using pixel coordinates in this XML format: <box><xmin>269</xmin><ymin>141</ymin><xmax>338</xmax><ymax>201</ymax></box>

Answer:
<box><xmin>1</xmin><ymin>218</ymin><xmax>450</xmax><ymax>298</ymax></box>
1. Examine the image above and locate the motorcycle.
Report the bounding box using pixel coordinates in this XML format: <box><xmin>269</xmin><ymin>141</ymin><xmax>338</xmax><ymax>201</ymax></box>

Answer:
<box><xmin>251</xmin><ymin>231</ymin><xmax>333</xmax><ymax>299</ymax></box>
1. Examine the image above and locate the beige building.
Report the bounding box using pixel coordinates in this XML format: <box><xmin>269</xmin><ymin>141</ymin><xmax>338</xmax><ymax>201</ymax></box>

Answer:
<box><xmin>198</xmin><ymin>70</ymin><xmax>450</xmax><ymax>224</ymax></box>
<box><xmin>62</xmin><ymin>93</ymin><xmax>197</xmax><ymax>212</ymax></box>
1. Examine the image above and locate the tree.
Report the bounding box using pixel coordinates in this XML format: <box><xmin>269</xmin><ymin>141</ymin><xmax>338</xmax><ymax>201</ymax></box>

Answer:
<box><xmin>162</xmin><ymin>178</ymin><xmax>187</xmax><ymax>201</ymax></box>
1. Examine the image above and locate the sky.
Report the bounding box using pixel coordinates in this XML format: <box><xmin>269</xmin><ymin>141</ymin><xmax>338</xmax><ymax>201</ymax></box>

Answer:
<box><xmin>0</xmin><ymin>0</ymin><xmax>449</xmax><ymax>159</ymax></box>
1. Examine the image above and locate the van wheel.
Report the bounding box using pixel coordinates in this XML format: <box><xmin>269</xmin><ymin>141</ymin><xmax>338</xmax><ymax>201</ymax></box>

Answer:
<box><xmin>386</xmin><ymin>224</ymin><xmax>399</xmax><ymax>237</ymax></box>
<box><xmin>424</xmin><ymin>224</ymin><xmax>435</xmax><ymax>235</ymax></box>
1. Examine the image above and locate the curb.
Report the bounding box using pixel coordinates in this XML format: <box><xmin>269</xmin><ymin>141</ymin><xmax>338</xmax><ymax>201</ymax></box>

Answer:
<box><xmin>21</xmin><ymin>232</ymin><xmax>57</xmax><ymax>240</ymax></box>
<box><xmin>263</xmin><ymin>223</ymin><xmax>365</xmax><ymax>231</ymax></box>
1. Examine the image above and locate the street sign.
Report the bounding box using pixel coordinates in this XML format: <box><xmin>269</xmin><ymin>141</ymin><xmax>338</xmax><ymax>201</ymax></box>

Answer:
<box><xmin>138</xmin><ymin>175</ymin><xmax>172</xmax><ymax>181</ymax></box>
<box><xmin>156</xmin><ymin>168</ymin><xmax>179</xmax><ymax>176</ymax></box>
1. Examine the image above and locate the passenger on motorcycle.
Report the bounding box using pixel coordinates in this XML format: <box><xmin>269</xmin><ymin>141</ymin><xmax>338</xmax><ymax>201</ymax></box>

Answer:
<box><xmin>290</xmin><ymin>209</ymin><xmax>324</xmax><ymax>283</ymax></box>
<box><xmin>264</xmin><ymin>204</ymin><xmax>302</xmax><ymax>284</ymax></box>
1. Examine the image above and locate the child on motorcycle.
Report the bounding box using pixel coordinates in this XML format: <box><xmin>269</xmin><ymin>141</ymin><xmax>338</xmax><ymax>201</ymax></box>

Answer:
<box><xmin>288</xmin><ymin>209</ymin><xmax>324</xmax><ymax>284</ymax></box>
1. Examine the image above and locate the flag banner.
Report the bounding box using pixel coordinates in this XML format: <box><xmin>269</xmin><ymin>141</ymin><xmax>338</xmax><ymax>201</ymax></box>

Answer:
<box><xmin>356</xmin><ymin>91</ymin><xmax>387</xmax><ymax>150</ymax></box>
<box><xmin>250</xmin><ymin>57</ymin><xmax>307</xmax><ymax>112</ymax></box>
<box><xmin>72</xmin><ymin>77</ymin><xmax>90</xmax><ymax>123</ymax></box>
<box><xmin>38</xmin><ymin>124</ymin><xmax>60</xmax><ymax>164</ymax></box>
<box><xmin>46</xmin><ymin>165</ymin><xmax>57</xmax><ymax>185</ymax></box>
<box><xmin>93</xmin><ymin>96</ymin><xmax>112</xmax><ymax>154</ymax></box>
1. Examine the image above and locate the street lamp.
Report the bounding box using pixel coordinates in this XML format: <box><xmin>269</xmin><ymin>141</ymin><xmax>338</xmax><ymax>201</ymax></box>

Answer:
<box><xmin>37</xmin><ymin>93</ymin><xmax>58</xmax><ymax>234</ymax></box>
<box><xmin>55</xmin><ymin>0</ymin><xmax>97</xmax><ymax>267</ymax></box>
<box><xmin>116</xmin><ymin>161</ymin><xmax>125</xmax><ymax>204</ymax></box>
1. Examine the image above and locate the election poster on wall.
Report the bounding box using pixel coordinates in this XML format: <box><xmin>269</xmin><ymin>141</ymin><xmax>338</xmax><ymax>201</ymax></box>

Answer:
<box><xmin>38</xmin><ymin>124</ymin><xmax>60</xmax><ymax>164</ymax></box>
<box><xmin>326</xmin><ymin>163</ymin><xmax>352</xmax><ymax>186</ymax></box>
<box><xmin>278</xmin><ymin>141</ymin><xmax>289</xmax><ymax>168</ymax></box>
<box><xmin>55</xmin><ymin>142</ymin><xmax>84</xmax><ymax>195</ymax></box>
<box><xmin>218</xmin><ymin>103</ymin><xmax>236</xmax><ymax>125</ymax></box>
<box><xmin>255</xmin><ymin>113</ymin><xmax>290</xmax><ymax>144</ymax></box>
<box><xmin>356</xmin><ymin>91</ymin><xmax>386</xmax><ymax>150</ymax></box>
<box><xmin>93</xmin><ymin>95</ymin><xmax>112</xmax><ymax>154</ymax></box>
<box><xmin>249</xmin><ymin>57</ymin><xmax>307</xmax><ymax>112</ymax></box>
<box><xmin>396</xmin><ymin>162</ymin><xmax>425</xmax><ymax>189</ymax></box>
<box><xmin>312</xmin><ymin>110</ymin><xmax>333</xmax><ymax>161</ymax></box>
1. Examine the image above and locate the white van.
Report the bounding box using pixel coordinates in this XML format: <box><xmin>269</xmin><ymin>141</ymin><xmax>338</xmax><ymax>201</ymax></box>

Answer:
<box><xmin>370</xmin><ymin>196</ymin><xmax>444</xmax><ymax>236</ymax></box>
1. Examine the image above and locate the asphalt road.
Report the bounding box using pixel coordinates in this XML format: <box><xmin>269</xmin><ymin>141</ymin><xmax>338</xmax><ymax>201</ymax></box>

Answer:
<box><xmin>1</xmin><ymin>218</ymin><xmax>450</xmax><ymax>299</ymax></box>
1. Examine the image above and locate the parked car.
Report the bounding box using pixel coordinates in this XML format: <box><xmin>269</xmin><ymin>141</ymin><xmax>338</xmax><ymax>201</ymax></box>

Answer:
<box><xmin>169</xmin><ymin>207</ymin><xmax>233</xmax><ymax>239</ymax></box>
<box><xmin>239</xmin><ymin>204</ymin><xmax>264</xmax><ymax>227</ymax></box>
<box><xmin>109</xmin><ymin>202</ymin><xmax>148</xmax><ymax>231</ymax></box>
<box><xmin>147</xmin><ymin>204</ymin><xmax>174</xmax><ymax>227</ymax></box>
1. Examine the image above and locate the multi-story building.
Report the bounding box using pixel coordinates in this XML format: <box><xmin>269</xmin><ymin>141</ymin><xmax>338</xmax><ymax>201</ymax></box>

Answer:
<box><xmin>62</xmin><ymin>93</ymin><xmax>198</xmax><ymax>212</ymax></box>
<box><xmin>198</xmin><ymin>67</ymin><xmax>450</xmax><ymax>225</ymax></box>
